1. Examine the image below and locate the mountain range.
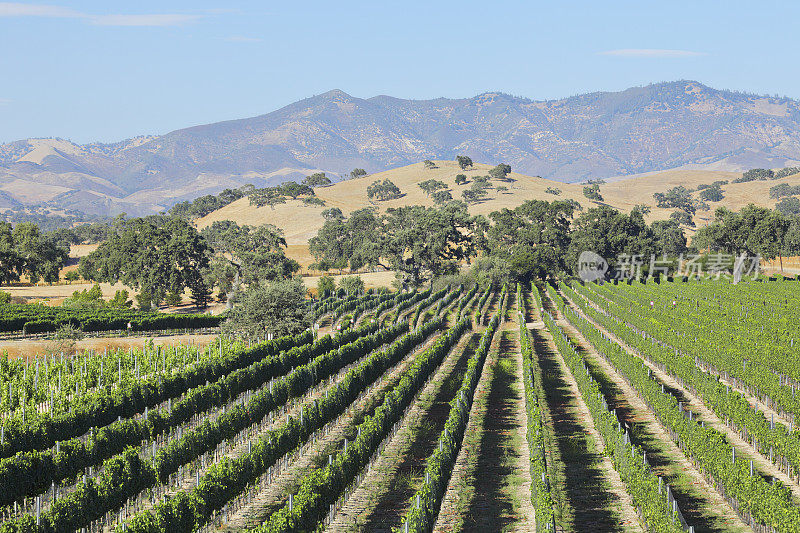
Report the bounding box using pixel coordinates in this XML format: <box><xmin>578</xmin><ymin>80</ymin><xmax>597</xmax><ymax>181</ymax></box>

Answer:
<box><xmin>2</xmin><ymin>80</ymin><xmax>799</xmax><ymax>216</ymax></box>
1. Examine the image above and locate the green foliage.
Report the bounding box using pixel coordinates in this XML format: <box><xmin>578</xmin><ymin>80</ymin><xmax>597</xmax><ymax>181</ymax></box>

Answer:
<box><xmin>64</xmin><ymin>270</ymin><xmax>80</xmax><ymax>283</ymax></box>
<box><xmin>488</xmin><ymin>163</ymin><xmax>512</xmax><ymax>180</ymax></box>
<box><xmin>0</xmin><ymin>221</ymin><xmax>69</xmax><ymax>285</ymax></box>
<box><xmin>669</xmin><ymin>210</ymin><xmax>694</xmax><ymax>227</ymax></box>
<box><xmin>316</xmin><ymin>274</ymin><xmax>336</xmax><ymax>298</ymax></box>
<box><xmin>0</xmin><ymin>291</ymin><xmax>9</xmax><ymax>305</ymax></box>
<box><xmin>699</xmin><ymin>183</ymin><xmax>724</xmax><ymax>202</ymax></box>
<box><xmin>350</xmin><ymin>168</ymin><xmax>368</xmax><ymax>179</ymax></box>
<box><xmin>136</xmin><ymin>290</ymin><xmax>154</xmax><ymax>310</ymax></box>
<box><xmin>302</xmin><ymin>172</ymin><xmax>331</xmax><ymax>188</ymax></box>
<box><xmin>321</xmin><ymin>207</ymin><xmax>344</xmax><ymax>220</ymax></box>
<box><xmin>201</xmin><ymin>220</ymin><xmax>299</xmax><ymax>303</ymax></box>
<box><xmin>62</xmin><ymin>284</ymin><xmax>105</xmax><ymax>309</ymax></box>
<box><xmin>108</xmin><ymin>289</ymin><xmax>133</xmax><ymax>309</ymax></box>
<box><xmin>769</xmin><ymin>183</ymin><xmax>800</xmax><ymax>199</ymax></box>
<box><xmin>423</xmin><ymin>159</ymin><xmax>437</xmax><ymax>169</ymax></box>
<box><xmin>366</xmin><ymin>179</ymin><xmax>403</xmax><ymax>201</ymax></box>
<box><xmin>223</xmin><ymin>279</ymin><xmax>312</xmax><ymax>338</ymax></box>
<box><xmin>301</xmin><ymin>196</ymin><xmax>326</xmax><ymax>207</ymax></box>
<box><xmin>487</xmin><ymin>199</ymin><xmax>575</xmax><ymax>280</ymax></box>
<box><xmin>693</xmin><ymin>204</ymin><xmax>790</xmax><ymax>260</ymax></box>
<box><xmin>776</xmin><ymin>196</ymin><xmax>800</xmax><ymax>216</ymax></box>
<box><xmin>248</xmin><ymin>186</ymin><xmax>287</xmax><ymax>208</ymax></box>
<box><xmin>431</xmin><ymin>189</ymin><xmax>453</xmax><ymax>205</ymax></box>
<box><xmin>168</xmin><ymin>186</ymin><xmax>251</xmax><ymax>219</ymax></box>
<box><xmin>735</xmin><ymin>168</ymin><xmax>774</xmax><ymax>182</ymax></box>
<box><xmin>165</xmin><ymin>291</ymin><xmax>183</xmax><ymax>308</ymax></box>
<box><xmin>79</xmin><ymin>216</ymin><xmax>209</xmax><ymax>304</ymax></box>
<box><xmin>545</xmin><ymin>186</ymin><xmax>561</xmax><ymax>195</ymax></box>
<box><xmin>456</xmin><ymin>155</ymin><xmax>473</xmax><ymax>170</ymax></box>
<box><xmin>652</xmin><ymin>186</ymin><xmax>694</xmax><ymax>213</ymax></box>
<box><xmin>338</xmin><ymin>275</ymin><xmax>365</xmax><ymax>296</ymax></box>
<box><xmin>454</xmin><ymin>174</ymin><xmax>467</xmax><ymax>185</ymax></box>
<box><xmin>583</xmin><ymin>183</ymin><xmax>603</xmax><ymax>201</ymax></box>
<box><xmin>418</xmin><ymin>179</ymin><xmax>448</xmax><ymax>196</ymax></box>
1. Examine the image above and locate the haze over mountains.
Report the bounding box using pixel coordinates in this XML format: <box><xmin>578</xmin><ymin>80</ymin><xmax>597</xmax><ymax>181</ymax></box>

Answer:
<box><xmin>2</xmin><ymin>80</ymin><xmax>799</xmax><ymax>216</ymax></box>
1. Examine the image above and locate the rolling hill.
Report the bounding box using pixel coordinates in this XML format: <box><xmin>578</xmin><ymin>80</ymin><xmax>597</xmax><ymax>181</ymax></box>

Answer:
<box><xmin>196</xmin><ymin>160</ymin><xmax>800</xmax><ymax>269</ymax></box>
<box><xmin>2</xmin><ymin>81</ymin><xmax>800</xmax><ymax>216</ymax></box>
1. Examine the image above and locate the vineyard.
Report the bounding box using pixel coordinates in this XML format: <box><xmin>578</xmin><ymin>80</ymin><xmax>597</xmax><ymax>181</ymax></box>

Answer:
<box><xmin>1</xmin><ymin>278</ymin><xmax>800</xmax><ymax>532</ymax></box>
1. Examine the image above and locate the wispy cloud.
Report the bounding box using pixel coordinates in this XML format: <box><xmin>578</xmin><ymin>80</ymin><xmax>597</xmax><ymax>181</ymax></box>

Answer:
<box><xmin>0</xmin><ymin>2</ymin><xmax>202</xmax><ymax>27</ymax></box>
<box><xmin>599</xmin><ymin>48</ymin><xmax>707</xmax><ymax>58</ymax></box>
<box><xmin>91</xmin><ymin>14</ymin><xmax>201</xmax><ymax>27</ymax></box>
<box><xmin>225</xmin><ymin>35</ymin><xmax>262</xmax><ymax>43</ymax></box>
<box><xmin>0</xmin><ymin>2</ymin><xmax>79</xmax><ymax>17</ymax></box>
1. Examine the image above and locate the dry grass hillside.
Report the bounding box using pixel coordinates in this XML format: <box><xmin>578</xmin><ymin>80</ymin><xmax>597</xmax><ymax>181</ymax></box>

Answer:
<box><xmin>197</xmin><ymin>160</ymin><xmax>800</xmax><ymax>268</ymax></box>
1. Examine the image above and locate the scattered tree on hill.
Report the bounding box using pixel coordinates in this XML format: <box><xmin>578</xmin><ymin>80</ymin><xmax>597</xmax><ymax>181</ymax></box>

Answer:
<box><xmin>169</xmin><ymin>186</ymin><xmax>251</xmax><ymax>219</ymax></box>
<box><xmin>423</xmin><ymin>160</ymin><xmax>437</xmax><ymax>169</ymax></box>
<box><xmin>366</xmin><ymin>179</ymin><xmax>403</xmax><ymax>201</ymax></box>
<box><xmin>321</xmin><ymin>207</ymin><xmax>344</xmax><ymax>221</ymax></box>
<box><xmin>418</xmin><ymin>179</ymin><xmax>448</xmax><ymax>196</ymax></box>
<box><xmin>350</xmin><ymin>168</ymin><xmax>368</xmax><ymax>180</ymax></box>
<box><xmin>462</xmin><ymin>185</ymin><xmax>488</xmax><ymax>204</ymax></box>
<box><xmin>670</xmin><ymin>210</ymin><xmax>694</xmax><ymax>227</ymax></box>
<box><xmin>456</xmin><ymin>155</ymin><xmax>473</xmax><ymax>170</ymax></box>
<box><xmin>776</xmin><ymin>196</ymin><xmax>800</xmax><ymax>216</ymax></box>
<box><xmin>302</xmin><ymin>172</ymin><xmax>332</xmax><ymax>188</ymax></box>
<box><xmin>633</xmin><ymin>204</ymin><xmax>652</xmax><ymax>215</ymax></box>
<box><xmin>223</xmin><ymin>279</ymin><xmax>312</xmax><ymax>339</ymax></box>
<box><xmin>775</xmin><ymin>167</ymin><xmax>800</xmax><ymax>179</ymax></box>
<box><xmin>583</xmin><ymin>184</ymin><xmax>603</xmax><ymax>202</ymax></box>
<box><xmin>302</xmin><ymin>196</ymin><xmax>326</xmax><ymax>207</ymax></box>
<box><xmin>769</xmin><ymin>183</ymin><xmax>800</xmax><ymax>199</ymax></box>
<box><xmin>431</xmin><ymin>189</ymin><xmax>453</xmax><ymax>205</ymax></box>
<box><xmin>488</xmin><ymin>163</ymin><xmax>512</xmax><ymax>180</ymax></box>
<box><xmin>62</xmin><ymin>284</ymin><xmax>105</xmax><ymax>309</ymax></box>
<box><xmin>64</xmin><ymin>270</ymin><xmax>80</xmax><ymax>284</ymax></box>
<box><xmin>279</xmin><ymin>181</ymin><xmax>314</xmax><ymax>200</ymax></box>
<box><xmin>699</xmin><ymin>183</ymin><xmax>724</xmax><ymax>202</ymax></box>
<box><xmin>734</xmin><ymin>168</ymin><xmax>774</xmax><ymax>183</ymax></box>
<box><xmin>455</xmin><ymin>174</ymin><xmax>468</xmax><ymax>185</ymax></box>
<box><xmin>653</xmin><ymin>186</ymin><xmax>695</xmax><ymax>214</ymax></box>
<box><xmin>248</xmin><ymin>187</ymin><xmax>287</xmax><ymax>209</ymax></box>
<box><xmin>496</xmin><ymin>185</ymin><xmax>508</xmax><ymax>194</ymax></box>
<box><xmin>545</xmin><ymin>187</ymin><xmax>561</xmax><ymax>195</ymax></box>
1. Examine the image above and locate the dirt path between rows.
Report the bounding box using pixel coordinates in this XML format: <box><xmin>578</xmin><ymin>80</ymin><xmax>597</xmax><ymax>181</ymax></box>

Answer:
<box><xmin>433</xmin><ymin>309</ymin><xmax>537</xmax><ymax>532</ymax></box>
<box><xmin>530</xmin><ymin>290</ymin><xmax>644</xmax><ymax>533</ymax></box>
<box><xmin>325</xmin><ymin>330</ymin><xmax>479</xmax><ymax>532</ymax></box>
<box><xmin>549</xmin><ymin>292</ymin><xmax>751</xmax><ymax>533</ymax></box>
<box><xmin>560</xmin><ymin>289</ymin><xmax>800</xmax><ymax>506</ymax></box>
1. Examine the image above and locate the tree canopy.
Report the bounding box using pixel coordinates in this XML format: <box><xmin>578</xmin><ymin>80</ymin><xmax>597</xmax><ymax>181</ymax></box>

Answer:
<box><xmin>302</xmin><ymin>172</ymin><xmax>331</xmax><ymax>188</ymax></box>
<box><xmin>456</xmin><ymin>155</ymin><xmax>473</xmax><ymax>170</ymax></box>
<box><xmin>79</xmin><ymin>216</ymin><xmax>208</xmax><ymax>306</ymax></box>
<box><xmin>366</xmin><ymin>179</ymin><xmax>403</xmax><ymax>201</ymax></box>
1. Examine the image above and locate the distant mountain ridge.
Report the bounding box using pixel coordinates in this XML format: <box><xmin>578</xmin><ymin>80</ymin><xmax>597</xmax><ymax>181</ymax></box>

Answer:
<box><xmin>2</xmin><ymin>80</ymin><xmax>800</xmax><ymax>216</ymax></box>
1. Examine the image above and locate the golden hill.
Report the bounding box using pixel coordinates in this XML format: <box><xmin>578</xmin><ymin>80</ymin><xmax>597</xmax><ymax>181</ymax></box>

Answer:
<box><xmin>196</xmin><ymin>161</ymin><xmax>800</xmax><ymax>268</ymax></box>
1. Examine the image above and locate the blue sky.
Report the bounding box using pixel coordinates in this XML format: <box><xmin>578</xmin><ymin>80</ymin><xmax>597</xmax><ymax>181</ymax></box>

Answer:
<box><xmin>0</xmin><ymin>0</ymin><xmax>797</xmax><ymax>144</ymax></box>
